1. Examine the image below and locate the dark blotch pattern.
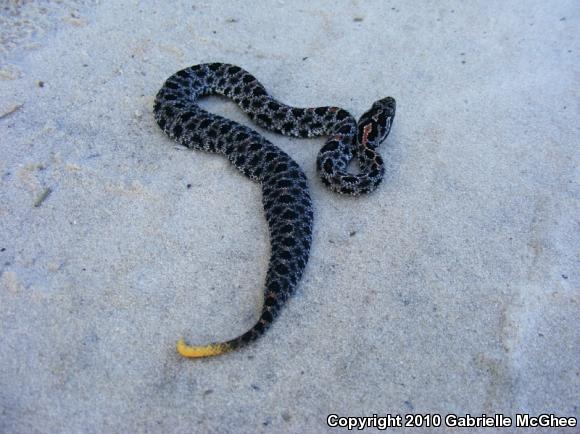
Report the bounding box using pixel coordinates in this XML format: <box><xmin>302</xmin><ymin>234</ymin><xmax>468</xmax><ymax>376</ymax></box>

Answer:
<box><xmin>153</xmin><ymin>63</ymin><xmax>395</xmax><ymax>355</ymax></box>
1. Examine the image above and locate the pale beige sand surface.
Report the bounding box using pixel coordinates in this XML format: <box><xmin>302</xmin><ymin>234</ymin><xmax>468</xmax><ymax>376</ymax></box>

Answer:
<box><xmin>0</xmin><ymin>1</ymin><xmax>578</xmax><ymax>433</ymax></box>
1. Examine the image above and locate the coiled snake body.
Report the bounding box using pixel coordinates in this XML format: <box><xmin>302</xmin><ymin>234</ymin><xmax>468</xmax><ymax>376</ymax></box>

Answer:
<box><xmin>154</xmin><ymin>63</ymin><xmax>395</xmax><ymax>357</ymax></box>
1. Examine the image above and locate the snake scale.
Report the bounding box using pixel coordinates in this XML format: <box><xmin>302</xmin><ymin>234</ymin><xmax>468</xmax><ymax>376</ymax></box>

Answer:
<box><xmin>154</xmin><ymin>63</ymin><xmax>396</xmax><ymax>358</ymax></box>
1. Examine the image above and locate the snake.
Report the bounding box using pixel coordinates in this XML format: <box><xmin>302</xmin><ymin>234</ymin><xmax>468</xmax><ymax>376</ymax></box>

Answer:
<box><xmin>153</xmin><ymin>63</ymin><xmax>396</xmax><ymax>358</ymax></box>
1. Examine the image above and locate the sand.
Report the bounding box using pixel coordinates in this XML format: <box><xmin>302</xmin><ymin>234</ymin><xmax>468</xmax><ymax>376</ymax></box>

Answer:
<box><xmin>1</xmin><ymin>1</ymin><xmax>578</xmax><ymax>432</ymax></box>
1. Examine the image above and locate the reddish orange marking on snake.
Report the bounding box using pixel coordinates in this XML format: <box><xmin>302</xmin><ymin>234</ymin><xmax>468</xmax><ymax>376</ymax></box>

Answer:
<box><xmin>361</xmin><ymin>123</ymin><xmax>373</xmax><ymax>147</ymax></box>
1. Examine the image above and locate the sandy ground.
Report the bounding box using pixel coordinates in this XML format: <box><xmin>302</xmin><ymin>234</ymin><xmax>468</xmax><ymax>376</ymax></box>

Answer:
<box><xmin>1</xmin><ymin>1</ymin><xmax>578</xmax><ymax>433</ymax></box>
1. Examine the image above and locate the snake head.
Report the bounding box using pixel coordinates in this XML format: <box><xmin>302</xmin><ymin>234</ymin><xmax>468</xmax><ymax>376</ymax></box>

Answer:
<box><xmin>356</xmin><ymin>97</ymin><xmax>396</xmax><ymax>148</ymax></box>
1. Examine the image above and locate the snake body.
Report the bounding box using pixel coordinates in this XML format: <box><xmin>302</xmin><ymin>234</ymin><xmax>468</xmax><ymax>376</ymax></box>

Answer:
<box><xmin>154</xmin><ymin>63</ymin><xmax>395</xmax><ymax>357</ymax></box>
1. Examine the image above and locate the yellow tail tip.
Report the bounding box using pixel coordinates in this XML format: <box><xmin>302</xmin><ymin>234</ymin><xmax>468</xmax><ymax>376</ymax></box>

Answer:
<box><xmin>176</xmin><ymin>338</ymin><xmax>229</xmax><ymax>358</ymax></box>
